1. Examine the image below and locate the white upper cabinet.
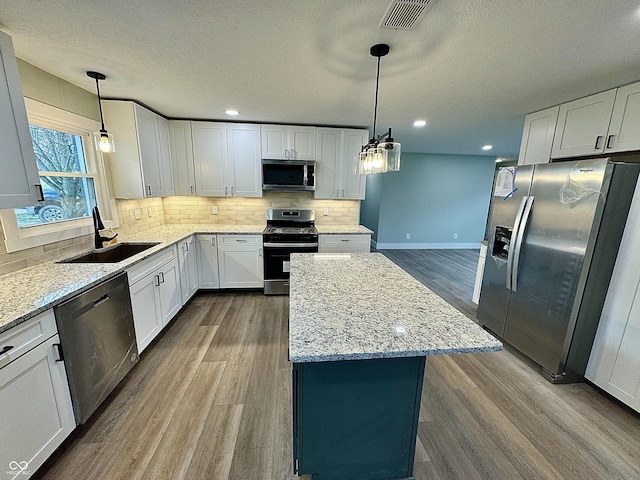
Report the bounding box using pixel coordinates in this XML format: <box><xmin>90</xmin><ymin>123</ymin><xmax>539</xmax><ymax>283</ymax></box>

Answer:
<box><xmin>0</xmin><ymin>31</ymin><xmax>42</xmax><ymax>209</ymax></box>
<box><xmin>190</xmin><ymin>121</ymin><xmax>262</xmax><ymax>198</ymax></box>
<box><xmin>102</xmin><ymin>101</ymin><xmax>174</xmax><ymax>198</ymax></box>
<box><xmin>260</xmin><ymin>125</ymin><xmax>316</xmax><ymax>160</ymax></box>
<box><xmin>192</xmin><ymin>121</ymin><xmax>227</xmax><ymax>196</ymax></box>
<box><xmin>169</xmin><ymin>120</ymin><xmax>196</xmax><ymax>196</ymax></box>
<box><xmin>517</xmin><ymin>106</ymin><xmax>559</xmax><ymax>166</ymax></box>
<box><xmin>551</xmin><ymin>89</ymin><xmax>616</xmax><ymax>159</ymax></box>
<box><xmin>606</xmin><ymin>82</ymin><xmax>640</xmax><ymax>153</ymax></box>
<box><xmin>315</xmin><ymin>127</ymin><xmax>366</xmax><ymax>200</ymax></box>
<box><xmin>226</xmin><ymin>123</ymin><xmax>262</xmax><ymax>197</ymax></box>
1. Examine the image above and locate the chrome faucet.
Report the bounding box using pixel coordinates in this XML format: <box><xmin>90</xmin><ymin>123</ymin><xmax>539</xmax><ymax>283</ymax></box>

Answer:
<box><xmin>93</xmin><ymin>206</ymin><xmax>117</xmax><ymax>248</ymax></box>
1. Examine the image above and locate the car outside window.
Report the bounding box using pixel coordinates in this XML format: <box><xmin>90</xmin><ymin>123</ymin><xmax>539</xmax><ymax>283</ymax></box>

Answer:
<box><xmin>15</xmin><ymin>125</ymin><xmax>97</xmax><ymax>227</ymax></box>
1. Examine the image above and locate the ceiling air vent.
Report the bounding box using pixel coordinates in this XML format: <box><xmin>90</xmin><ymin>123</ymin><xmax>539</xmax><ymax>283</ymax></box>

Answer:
<box><xmin>380</xmin><ymin>0</ymin><xmax>432</xmax><ymax>30</ymax></box>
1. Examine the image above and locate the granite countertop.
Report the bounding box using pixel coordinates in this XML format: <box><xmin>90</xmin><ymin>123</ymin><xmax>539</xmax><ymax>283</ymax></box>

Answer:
<box><xmin>288</xmin><ymin>252</ymin><xmax>502</xmax><ymax>363</ymax></box>
<box><xmin>0</xmin><ymin>223</ymin><xmax>373</xmax><ymax>335</ymax></box>
<box><xmin>0</xmin><ymin>224</ymin><xmax>264</xmax><ymax>335</ymax></box>
<box><xmin>316</xmin><ymin>225</ymin><xmax>373</xmax><ymax>234</ymax></box>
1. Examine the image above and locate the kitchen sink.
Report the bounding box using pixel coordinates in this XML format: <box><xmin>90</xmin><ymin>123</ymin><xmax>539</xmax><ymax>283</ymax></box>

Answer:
<box><xmin>59</xmin><ymin>242</ymin><xmax>160</xmax><ymax>264</ymax></box>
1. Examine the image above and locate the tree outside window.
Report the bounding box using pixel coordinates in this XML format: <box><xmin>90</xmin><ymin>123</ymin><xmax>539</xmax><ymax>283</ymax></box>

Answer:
<box><xmin>15</xmin><ymin>125</ymin><xmax>97</xmax><ymax>227</ymax></box>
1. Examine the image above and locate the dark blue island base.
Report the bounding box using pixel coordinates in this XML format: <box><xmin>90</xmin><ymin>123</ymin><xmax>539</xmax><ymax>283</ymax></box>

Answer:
<box><xmin>293</xmin><ymin>356</ymin><xmax>426</xmax><ymax>480</ymax></box>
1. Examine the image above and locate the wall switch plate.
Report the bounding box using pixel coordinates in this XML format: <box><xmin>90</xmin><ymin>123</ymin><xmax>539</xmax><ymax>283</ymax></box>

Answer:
<box><xmin>406</xmin><ymin>233</ymin><xmax>410</xmax><ymax>240</ymax></box>
<box><xmin>212</xmin><ymin>206</ymin><xmax>218</xmax><ymax>214</ymax></box>
<box><xmin>323</xmin><ymin>208</ymin><xmax>329</xmax><ymax>216</ymax></box>
<box><xmin>454</xmin><ymin>233</ymin><xmax>458</xmax><ymax>239</ymax></box>
<box><xmin>134</xmin><ymin>208</ymin><xmax>141</xmax><ymax>220</ymax></box>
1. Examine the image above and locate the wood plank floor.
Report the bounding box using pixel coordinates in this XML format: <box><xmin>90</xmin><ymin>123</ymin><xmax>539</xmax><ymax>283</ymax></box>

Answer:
<box><xmin>35</xmin><ymin>252</ymin><xmax>640</xmax><ymax>480</ymax></box>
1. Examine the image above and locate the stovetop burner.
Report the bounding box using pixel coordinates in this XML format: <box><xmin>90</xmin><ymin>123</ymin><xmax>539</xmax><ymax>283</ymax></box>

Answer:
<box><xmin>263</xmin><ymin>226</ymin><xmax>318</xmax><ymax>235</ymax></box>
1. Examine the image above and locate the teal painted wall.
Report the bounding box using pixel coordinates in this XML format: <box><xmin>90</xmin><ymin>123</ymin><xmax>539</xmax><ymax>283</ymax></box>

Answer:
<box><xmin>360</xmin><ymin>153</ymin><xmax>496</xmax><ymax>247</ymax></box>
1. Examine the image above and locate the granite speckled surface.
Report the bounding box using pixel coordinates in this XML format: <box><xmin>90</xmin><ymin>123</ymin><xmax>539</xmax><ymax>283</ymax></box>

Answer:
<box><xmin>0</xmin><ymin>223</ymin><xmax>375</xmax><ymax>335</ymax></box>
<box><xmin>316</xmin><ymin>225</ymin><xmax>372</xmax><ymax>234</ymax></box>
<box><xmin>289</xmin><ymin>252</ymin><xmax>502</xmax><ymax>363</ymax></box>
<box><xmin>0</xmin><ymin>224</ymin><xmax>264</xmax><ymax>335</ymax></box>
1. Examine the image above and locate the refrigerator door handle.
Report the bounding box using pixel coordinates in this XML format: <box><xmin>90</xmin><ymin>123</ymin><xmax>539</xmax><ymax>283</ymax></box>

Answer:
<box><xmin>506</xmin><ymin>196</ymin><xmax>529</xmax><ymax>291</ymax></box>
<box><xmin>511</xmin><ymin>195</ymin><xmax>535</xmax><ymax>292</ymax></box>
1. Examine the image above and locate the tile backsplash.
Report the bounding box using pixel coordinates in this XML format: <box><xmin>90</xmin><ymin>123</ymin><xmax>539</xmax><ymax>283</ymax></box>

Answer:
<box><xmin>0</xmin><ymin>193</ymin><xmax>359</xmax><ymax>275</ymax></box>
<box><xmin>163</xmin><ymin>192</ymin><xmax>360</xmax><ymax>225</ymax></box>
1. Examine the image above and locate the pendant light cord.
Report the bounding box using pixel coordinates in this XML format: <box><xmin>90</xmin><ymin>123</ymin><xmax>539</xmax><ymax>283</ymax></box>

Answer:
<box><xmin>94</xmin><ymin>77</ymin><xmax>106</xmax><ymax>131</ymax></box>
<box><xmin>372</xmin><ymin>55</ymin><xmax>381</xmax><ymax>139</ymax></box>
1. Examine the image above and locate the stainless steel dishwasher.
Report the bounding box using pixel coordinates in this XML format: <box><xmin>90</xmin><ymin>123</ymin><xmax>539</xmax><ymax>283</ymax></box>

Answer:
<box><xmin>54</xmin><ymin>273</ymin><xmax>139</xmax><ymax>424</ymax></box>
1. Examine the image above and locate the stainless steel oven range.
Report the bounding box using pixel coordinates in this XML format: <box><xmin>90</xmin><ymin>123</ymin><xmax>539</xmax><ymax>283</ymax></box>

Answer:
<box><xmin>263</xmin><ymin>208</ymin><xmax>318</xmax><ymax>295</ymax></box>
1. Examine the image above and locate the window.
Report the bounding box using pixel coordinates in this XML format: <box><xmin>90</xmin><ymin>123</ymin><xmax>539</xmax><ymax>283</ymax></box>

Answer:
<box><xmin>15</xmin><ymin>125</ymin><xmax>97</xmax><ymax>227</ymax></box>
<box><xmin>0</xmin><ymin>99</ymin><xmax>118</xmax><ymax>253</ymax></box>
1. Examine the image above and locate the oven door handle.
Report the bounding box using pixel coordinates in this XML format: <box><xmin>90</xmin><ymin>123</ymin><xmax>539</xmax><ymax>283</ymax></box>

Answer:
<box><xmin>263</xmin><ymin>242</ymin><xmax>318</xmax><ymax>248</ymax></box>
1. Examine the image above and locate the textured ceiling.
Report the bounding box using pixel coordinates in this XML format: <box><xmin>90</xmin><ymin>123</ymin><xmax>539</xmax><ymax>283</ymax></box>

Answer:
<box><xmin>1</xmin><ymin>1</ymin><xmax>640</xmax><ymax>157</ymax></box>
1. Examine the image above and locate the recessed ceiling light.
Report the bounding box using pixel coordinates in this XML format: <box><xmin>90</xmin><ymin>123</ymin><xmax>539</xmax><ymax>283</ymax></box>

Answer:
<box><xmin>413</xmin><ymin>120</ymin><xmax>427</xmax><ymax>127</ymax></box>
<box><xmin>225</xmin><ymin>109</ymin><xmax>239</xmax><ymax>116</ymax></box>
<box><xmin>482</xmin><ymin>145</ymin><xmax>493</xmax><ymax>151</ymax></box>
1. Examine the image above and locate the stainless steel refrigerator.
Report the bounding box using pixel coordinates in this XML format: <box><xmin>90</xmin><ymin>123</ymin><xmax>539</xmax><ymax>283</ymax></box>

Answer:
<box><xmin>477</xmin><ymin>157</ymin><xmax>640</xmax><ymax>383</ymax></box>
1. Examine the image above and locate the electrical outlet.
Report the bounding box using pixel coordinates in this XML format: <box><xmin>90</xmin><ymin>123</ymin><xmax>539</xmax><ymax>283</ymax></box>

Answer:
<box><xmin>134</xmin><ymin>208</ymin><xmax>141</xmax><ymax>220</ymax></box>
<box><xmin>323</xmin><ymin>208</ymin><xmax>329</xmax><ymax>216</ymax></box>
<box><xmin>454</xmin><ymin>233</ymin><xmax>458</xmax><ymax>239</ymax></box>
<box><xmin>212</xmin><ymin>206</ymin><xmax>219</xmax><ymax>214</ymax></box>
<box><xmin>406</xmin><ymin>233</ymin><xmax>410</xmax><ymax>240</ymax></box>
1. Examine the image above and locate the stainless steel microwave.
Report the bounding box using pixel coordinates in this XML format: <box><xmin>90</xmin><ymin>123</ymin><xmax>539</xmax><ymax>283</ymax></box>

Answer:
<box><xmin>262</xmin><ymin>159</ymin><xmax>316</xmax><ymax>192</ymax></box>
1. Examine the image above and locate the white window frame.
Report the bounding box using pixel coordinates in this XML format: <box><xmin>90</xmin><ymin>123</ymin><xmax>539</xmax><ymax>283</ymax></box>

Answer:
<box><xmin>0</xmin><ymin>98</ymin><xmax>119</xmax><ymax>253</ymax></box>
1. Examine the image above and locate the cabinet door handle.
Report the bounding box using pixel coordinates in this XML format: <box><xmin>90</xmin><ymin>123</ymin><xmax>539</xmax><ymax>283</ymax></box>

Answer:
<box><xmin>0</xmin><ymin>345</ymin><xmax>14</xmax><ymax>356</ymax></box>
<box><xmin>341</xmin><ymin>239</ymin><xmax>350</xmax><ymax>242</ymax></box>
<box><xmin>211</xmin><ymin>237</ymin><xmax>216</xmax><ymax>246</ymax></box>
<box><xmin>606</xmin><ymin>135</ymin><xmax>615</xmax><ymax>149</ymax></box>
<box><xmin>231</xmin><ymin>186</ymin><xmax>234</xmax><ymax>196</ymax></box>
<box><xmin>236</xmin><ymin>239</ymin><xmax>248</xmax><ymax>243</ymax></box>
<box><xmin>185</xmin><ymin>241</ymin><xmax>189</xmax><ymax>252</ymax></box>
<box><xmin>225</xmin><ymin>186</ymin><xmax>228</xmax><ymax>196</ymax></box>
<box><xmin>285</xmin><ymin>149</ymin><xmax>290</xmax><ymax>160</ymax></box>
<box><xmin>336</xmin><ymin>189</ymin><xmax>339</xmax><ymax>197</ymax></box>
<box><xmin>291</xmin><ymin>149</ymin><xmax>297</xmax><ymax>160</ymax></box>
<box><xmin>35</xmin><ymin>184</ymin><xmax>45</xmax><ymax>202</ymax></box>
<box><xmin>53</xmin><ymin>343</ymin><xmax>65</xmax><ymax>362</ymax></box>
<box><xmin>155</xmin><ymin>274</ymin><xmax>161</xmax><ymax>287</ymax></box>
<box><xmin>190</xmin><ymin>185</ymin><xmax>194</xmax><ymax>195</ymax></box>
<box><xmin>341</xmin><ymin>190</ymin><xmax>345</xmax><ymax>197</ymax></box>
<box><xmin>259</xmin><ymin>247</ymin><xmax>263</xmax><ymax>256</ymax></box>
<box><xmin>160</xmin><ymin>272</ymin><xmax>165</xmax><ymax>284</ymax></box>
<box><xmin>146</xmin><ymin>185</ymin><xmax>152</xmax><ymax>197</ymax></box>
<box><xmin>594</xmin><ymin>136</ymin><xmax>603</xmax><ymax>150</ymax></box>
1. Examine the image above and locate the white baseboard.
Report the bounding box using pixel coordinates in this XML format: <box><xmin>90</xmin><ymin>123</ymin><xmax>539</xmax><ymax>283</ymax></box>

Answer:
<box><xmin>375</xmin><ymin>242</ymin><xmax>481</xmax><ymax>250</ymax></box>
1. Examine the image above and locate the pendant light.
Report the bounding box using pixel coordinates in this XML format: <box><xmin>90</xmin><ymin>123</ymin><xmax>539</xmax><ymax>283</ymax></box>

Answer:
<box><xmin>87</xmin><ymin>71</ymin><xmax>116</xmax><ymax>153</ymax></box>
<box><xmin>355</xmin><ymin>44</ymin><xmax>401</xmax><ymax>175</ymax></box>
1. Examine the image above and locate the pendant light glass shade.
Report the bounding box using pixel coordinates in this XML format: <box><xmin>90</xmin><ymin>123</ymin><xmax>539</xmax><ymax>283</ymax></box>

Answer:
<box><xmin>95</xmin><ymin>130</ymin><xmax>116</xmax><ymax>153</ymax></box>
<box><xmin>357</xmin><ymin>44</ymin><xmax>401</xmax><ymax>175</ymax></box>
<box><xmin>87</xmin><ymin>71</ymin><xmax>115</xmax><ymax>153</ymax></box>
<box><xmin>380</xmin><ymin>140</ymin><xmax>401</xmax><ymax>172</ymax></box>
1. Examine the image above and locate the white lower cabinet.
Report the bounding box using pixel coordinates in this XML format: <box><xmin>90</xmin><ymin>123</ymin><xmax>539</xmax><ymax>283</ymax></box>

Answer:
<box><xmin>0</xmin><ymin>311</ymin><xmax>75</xmax><ymax>479</ymax></box>
<box><xmin>197</xmin><ymin>234</ymin><xmax>220</xmax><ymax>289</ymax></box>
<box><xmin>178</xmin><ymin>236</ymin><xmax>199</xmax><ymax>303</ymax></box>
<box><xmin>217</xmin><ymin>235</ymin><xmax>264</xmax><ymax>288</ymax></box>
<box><xmin>128</xmin><ymin>246</ymin><xmax>181</xmax><ymax>353</ymax></box>
<box><xmin>586</xmin><ymin>183</ymin><xmax>640</xmax><ymax>412</ymax></box>
<box><xmin>318</xmin><ymin>234</ymin><xmax>371</xmax><ymax>253</ymax></box>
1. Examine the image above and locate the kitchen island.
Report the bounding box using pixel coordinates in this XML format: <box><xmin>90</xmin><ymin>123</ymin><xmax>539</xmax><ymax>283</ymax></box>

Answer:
<box><xmin>289</xmin><ymin>253</ymin><xmax>502</xmax><ymax>480</ymax></box>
